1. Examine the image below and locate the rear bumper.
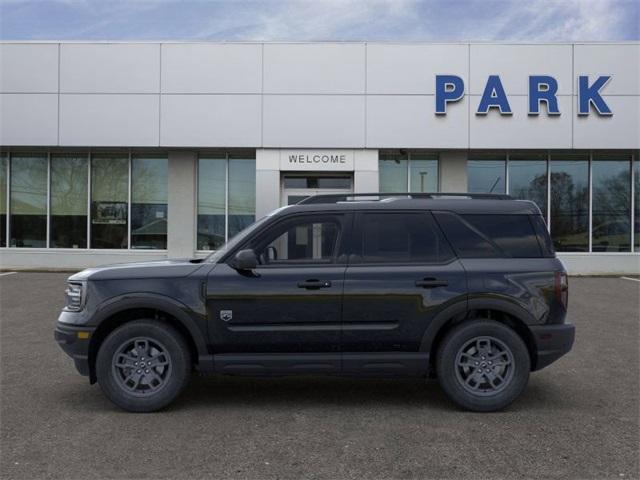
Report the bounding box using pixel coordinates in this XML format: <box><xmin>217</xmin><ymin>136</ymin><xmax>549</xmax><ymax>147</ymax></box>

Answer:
<box><xmin>530</xmin><ymin>322</ymin><xmax>575</xmax><ymax>371</ymax></box>
<box><xmin>54</xmin><ymin>322</ymin><xmax>95</xmax><ymax>377</ymax></box>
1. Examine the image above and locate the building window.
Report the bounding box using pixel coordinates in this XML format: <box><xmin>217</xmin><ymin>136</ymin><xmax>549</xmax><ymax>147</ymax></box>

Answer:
<box><xmin>91</xmin><ymin>154</ymin><xmax>128</xmax><ymax>249</ymax></box>
<box><xmin>549</xmin><ymin>154</ymin><xmax>589</xmax><ymax>252</ymax></box>
<box><xmin>508</xmin><ymin>152</ymin><xmax>548</xmax><ymax>217</ymax></box>
<box><xmin>591</xmin><ymin>153</ymin><xmax>632</xmax><ymax>252</ymax></box>
<box><xmin>197</xmin><ymin>152</ymin><xmax>256</xmax><ymax>250</ymax></box>
<box><xmin>10</xmin><ymin>154</ymin><xmax>47</xmax><ymax>248</ymax></box>
<box><xmin>0</xmin><ymin>154</ymin><xmax>6</xmax><ymax>247</ymax></box>
<box><xmin>131</xmin><ymin>155</ymin><xmax>168</xmax><ymax>249</ymax></box>
<box><xmin>467</xmin><ymin>154</ymin><xmax>506</xmax><ymax>194</ymax></box>
<box><xmin>635</xmin><ymin>157</ymin><xmax>639</xmax><ymax>251</ymax></box>
<box><xmin>50</xmin><ymin>154</ymin><xmax>88</xmax><ymax>248</ymax></box>
<box><xmin>379</xmin><ymin>151</ymin><xmax>438</xmax><ymax>193</ymax></box>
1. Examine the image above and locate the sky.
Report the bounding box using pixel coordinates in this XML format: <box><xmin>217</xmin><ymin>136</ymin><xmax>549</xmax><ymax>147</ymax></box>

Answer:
<box><xmin>0</xmin><ymin>0</ymin><xmax>638</xmax><ymax>42</ymax></box>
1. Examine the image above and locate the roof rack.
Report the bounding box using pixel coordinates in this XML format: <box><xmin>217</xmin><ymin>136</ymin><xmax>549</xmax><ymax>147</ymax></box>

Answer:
<box><xmin>296</xmin><ymin>192</ymin><xmax>512</xmax><ymax>205</ymax></box>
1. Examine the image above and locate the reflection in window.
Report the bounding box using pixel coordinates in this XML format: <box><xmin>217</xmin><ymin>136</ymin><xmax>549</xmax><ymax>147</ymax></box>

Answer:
<box><xmin>197</xmin><ymin>156</ymin><xmax>226</xmax><ymax>250</ymax></box>
<box><xmin>379</xmin><ymin>151</ymin><xmax>408</xmax><ymax>192</ymax></box>
<box><xmin>592</xmin><ymin>155</ymin><xmax>631</xmax><ymax>252</ymax></box>
<box><xmin>635</xmin><ymin>158</ymin><xmax>639</xmax><ymax>251</ymax></box>
<box><xmin>228</xmin><ymin>156</ymin><xmax>256</xmax><ymax>239</ymax></box>
<box><xmin>91</xmin><ymin>155</ymin><xmax>128</xmax><ymax>249</ymax></box>
<box><xmin>10</xmin><ymin>155</ymin><xmax>47</xmax><ymax>247</ymax></box>
<box><xmin>550</xmin><ymin>156</ymin><xmax>589</xmax><ymax>252</ymax></box>
<box><xmin>508</xmin><ymin>153</ymin><xmax>548</xmax><ymax>217</ymax></box>
<box><xmin>131</xmin><ymin>156</ymin><xmax>168</xmax><ymax>249</ymax></box>
<box><xmin>467</xmin><ymin>156</ymin><xmax>506</xmax><ymax>194</ymax></box>
<box><xmin>259</xmin><ymin>219</ymin><xmax>340</xmax><ymax>264</ymax></box>
<box><xmin>409</xmin><ymin>154</ymin><xmax>438</xmax><ymax>192</ymax></box>
<box><xmin>379</xmin><ymin>151</ymin><xmax>439</xmax><ymax>193</ymax></box>
<box><xmin>0</xmin><ymin>155</ymin><xmax>6</xmax><ymax>247</ymax></box>
<box><xmin>50</xmin><ymin>155</ymin><xmax>88</xmax><ymax>248</ymax></box>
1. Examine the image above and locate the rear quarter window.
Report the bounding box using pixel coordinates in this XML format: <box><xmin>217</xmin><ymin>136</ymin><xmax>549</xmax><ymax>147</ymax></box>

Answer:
<box><xmin>434</xmin><ymin>212</ymin><xmax>545</xmax><ymax>258</ymax></box>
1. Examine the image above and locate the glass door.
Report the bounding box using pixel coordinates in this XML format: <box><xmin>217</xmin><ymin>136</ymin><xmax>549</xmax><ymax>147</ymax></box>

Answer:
<box><xmin>281</xmin><ymin>175</ymin><xmax>353</xmax><ymax>206</ymax></box>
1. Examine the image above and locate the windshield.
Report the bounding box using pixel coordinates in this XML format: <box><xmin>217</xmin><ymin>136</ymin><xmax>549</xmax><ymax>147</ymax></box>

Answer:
<box><xmin>204</xmin><ymin>215</ymin><xmax>272</xmax><ymax>263</ymax></box>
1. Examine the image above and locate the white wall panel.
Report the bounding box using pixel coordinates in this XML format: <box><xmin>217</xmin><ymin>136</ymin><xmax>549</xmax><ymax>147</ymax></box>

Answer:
<box><xmin>573</xmin><ymin>44</ymin><xmax>640</xmax><ymax>95</ymax></box>
<box><xmin>0</xmin><ymin>94</ymin><xmax>58</xmax><ymax>145</ymax></box>
<box><xmin>161</xmin><ymin>44</ymin><xmax>262</xmax><ymax>93</ymax></box>
<box><xmin>0</xmin><ymin>44</ymin><xmax>58</xmax><ymax>93</ymax></box>
<box><xmin>263</xmin><ymin>95</ymin><xmax>364</xmax><ymax>147</ymax></box>
<box><xmin>161</xmin><ymin>95</ymin><xmax>261</xmax><ymax>147</ymax></box>
<box><xmin>573</xmin><ymin>96</ymin><xmax>640</xmax><ymax>149</ymax></box>
<box><xmin>470</xmin><ymin>44</ymin><xmax>573</xmax><ymax>95</ymax></box>
<box><xmin>366</xmin><ymin>95</ymin><xmax>468</xmax><ymax>148</ymax></box>
<box><xmin>264</xmin><ymin>43</ymin><xmax>365</xmax><ymax>94</ymax></box>
<box><xmin>60</xmin><ymin>43</ymin><xmax>160</xmax><ymax>93</ymax></box>
<box><xmin>59</xmin><ymin>94</ymin><xmax>159</xmax><ymax>146</ymax></box>
<box><xmin>367</xmin><ymin>43</ymin><xmax>468</xmax><ymax>94</ymax></box>
<box><xmin>469</xmin><ymin>95</ymin><xmax>573</xmax><ymax>149</ymax></box>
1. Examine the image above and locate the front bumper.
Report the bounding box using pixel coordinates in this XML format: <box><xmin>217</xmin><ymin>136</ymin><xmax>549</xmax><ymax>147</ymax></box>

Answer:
<box><xmin>54</xmin><ymin>322</ymin><xmax>95</xmax><ymax>377</ymax></box>
<box><xmin>530</xmin><ymin>322</ymin><xmax>575</xmax><ymax>371</ymax></box>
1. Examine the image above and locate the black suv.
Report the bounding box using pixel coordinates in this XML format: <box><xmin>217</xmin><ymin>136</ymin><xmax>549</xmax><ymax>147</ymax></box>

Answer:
<box><xmin>55</xmin><ymin>193</ymin><xmax>574</xmax><ymax>412</ymax></box>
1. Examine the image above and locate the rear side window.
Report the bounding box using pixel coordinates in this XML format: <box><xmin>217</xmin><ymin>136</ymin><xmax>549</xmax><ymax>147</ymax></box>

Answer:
<box><xmin>357</xmin><ymin>212</ymin><xmax>454</xmax><ymax>264</ymax></box>
<box><xmin>434</xmin><ymin>212</ymin><xmax>544</xmax><ymax>258</ymax></box>
<box><xmin>530</xmin><ymin>214</ymin><xmax>555</xmax><ymax>257</ymax></box>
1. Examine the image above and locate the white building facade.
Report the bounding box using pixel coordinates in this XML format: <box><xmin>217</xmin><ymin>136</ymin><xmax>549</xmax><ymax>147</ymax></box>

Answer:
<box><xmin>0</xmin><ymin>41</ymin><xmax>638</xmax><ymax>274</ymax></box>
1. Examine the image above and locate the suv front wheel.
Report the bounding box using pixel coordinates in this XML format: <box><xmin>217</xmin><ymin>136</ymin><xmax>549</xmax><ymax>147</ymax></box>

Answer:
<box><xmin>96</xmin><ymin>320</ymin><xmax>191</xmax><ymax>412</ymax></box>
<box><xmin>436</xmin><ymin>320</ymin><xmax>530</xmax><ymax>412</ymax></box>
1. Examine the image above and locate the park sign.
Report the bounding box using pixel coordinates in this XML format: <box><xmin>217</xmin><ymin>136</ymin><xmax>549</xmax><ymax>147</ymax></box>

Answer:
<box><xmin>435</xmin><ymin>75</ymin><xmax>613</xmax><ymax>116</ymax></box>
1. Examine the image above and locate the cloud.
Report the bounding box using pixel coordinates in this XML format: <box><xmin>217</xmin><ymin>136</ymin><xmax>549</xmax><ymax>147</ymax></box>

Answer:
<box><xmin>0</xmin><ymin>0</ymin><xmax>637</xmax><ymax>41</ymax></box>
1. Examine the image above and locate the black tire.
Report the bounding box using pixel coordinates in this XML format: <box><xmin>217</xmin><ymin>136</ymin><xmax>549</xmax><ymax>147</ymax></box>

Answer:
<box><xmin>96</xmin><ymin>320</ymin><xmax>191</xmax><ymax>412</ymax></box>
<box><xmin>436</xmin><ymin>320</ymin><xmax>530</xmax><ymax>412</ymax></box>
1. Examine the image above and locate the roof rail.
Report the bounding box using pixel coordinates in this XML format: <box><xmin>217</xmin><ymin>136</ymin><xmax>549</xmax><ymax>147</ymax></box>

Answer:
<box><xmin>296</xmin><ymin>192</ymin><xmax>512</xmax><ymax>205</ymax></box>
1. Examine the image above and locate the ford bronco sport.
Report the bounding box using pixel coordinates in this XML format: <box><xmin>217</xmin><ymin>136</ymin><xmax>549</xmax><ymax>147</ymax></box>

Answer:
<box><xmin>55</xmin><ymin>193</ymin><xmax>574</xmax><ymax>412</ymax></box>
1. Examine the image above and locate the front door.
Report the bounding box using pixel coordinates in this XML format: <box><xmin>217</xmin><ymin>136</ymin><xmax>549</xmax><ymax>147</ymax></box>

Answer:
<box><xmin>206</xmin><ymin>212</ymin><xmax>352</xmax><ymax>360</ymax></box>
<box><xmin>341</xmin><ymin>211</ymin><xmax>468</xmax><ymax>374</ymax></box>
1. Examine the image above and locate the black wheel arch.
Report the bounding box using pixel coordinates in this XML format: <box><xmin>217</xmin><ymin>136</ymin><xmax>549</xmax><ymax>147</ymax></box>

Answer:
<box><xmin>420</xmin><ymin>296</ymin><xmax>539</xmax><ymax>372</ymax></box>
<box><xmin>87</xmin><ymin>294</ymin><xmax>210</xmax><ymax>384</ymax></box>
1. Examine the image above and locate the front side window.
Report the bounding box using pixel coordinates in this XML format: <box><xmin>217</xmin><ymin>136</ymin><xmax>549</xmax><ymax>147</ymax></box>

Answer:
<box><xmin>91</xmin><ymin>155</ymin><xmax>128</xmax><ymax>249</ymax></box>
<box><xmin>253</xmin><ymin>216</ymin><xmax>341</xmax><ymax>265</ymax></box>
<box><xmin>50</xmin><ymin>154</ymin><xmax>88</xmax><ymax>248</ymax></box>
<box><xmin>10</xmin><ymin>154</ymin><xmax>47</xmax><ymax>248</ymax></box>
<box><xmin>358</xmin><ymin>212</ymin><xmax>454</xmax><ymax>264</ymax></box>
<box><xmin>131</xmin><ymin>155</ymin><xmax>168</xmax><ymax>249</ymax></box>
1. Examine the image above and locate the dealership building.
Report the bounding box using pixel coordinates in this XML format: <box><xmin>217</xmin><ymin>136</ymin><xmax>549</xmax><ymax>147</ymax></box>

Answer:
<box><xmin>0</xmin><ymin>41</ymin><xmax>638</xmax><ymax>274</ymax></box>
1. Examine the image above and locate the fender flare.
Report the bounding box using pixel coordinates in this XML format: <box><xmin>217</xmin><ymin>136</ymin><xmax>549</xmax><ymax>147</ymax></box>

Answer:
<box><xmin>89</xmin><ymin>293</ymin><xmax>209</xmax><ymax>359</ymax></box>
<box><xmin>419</xmin><ymin>295</ymin><xmax>537</xmax><ymax>354</ymax></box>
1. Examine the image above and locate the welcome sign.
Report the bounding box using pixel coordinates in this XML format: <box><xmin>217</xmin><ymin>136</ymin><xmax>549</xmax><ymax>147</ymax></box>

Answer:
<box><xmin>279</xmin><ymin>150</ymin><xmax>355</xmax><ymax>171</ymax></box>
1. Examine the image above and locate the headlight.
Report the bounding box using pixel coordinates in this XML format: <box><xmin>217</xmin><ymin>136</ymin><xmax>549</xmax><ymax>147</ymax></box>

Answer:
<box><xmin>64</xmin><ymin>282</ymin><xmax>85</xmax><ymax>312</ymax></box>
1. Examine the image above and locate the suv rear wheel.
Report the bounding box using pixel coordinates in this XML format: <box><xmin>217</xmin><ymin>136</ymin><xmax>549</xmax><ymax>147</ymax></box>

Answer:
<box><xmin>436</xmin><ymin>320</ymin><xmax>530</xmax><ymax>412</ymax></box>
<box><xmin>96</xmin><ymin>320</ymin><xmax>191</xmax><ymax>412</ymax></box>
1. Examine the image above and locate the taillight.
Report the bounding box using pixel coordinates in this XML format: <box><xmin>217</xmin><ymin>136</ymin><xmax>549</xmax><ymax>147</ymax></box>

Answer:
<box><xmin>555</xmin><ymin>271</ymin><xmax>568</xmax><ymax>310</ymax></box>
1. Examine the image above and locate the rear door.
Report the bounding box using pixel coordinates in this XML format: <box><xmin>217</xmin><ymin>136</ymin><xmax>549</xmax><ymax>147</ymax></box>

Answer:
<box><xmin>341</xmin><ymin>211</ymin><xmax>467</xmax><ymax>374</ymax></box>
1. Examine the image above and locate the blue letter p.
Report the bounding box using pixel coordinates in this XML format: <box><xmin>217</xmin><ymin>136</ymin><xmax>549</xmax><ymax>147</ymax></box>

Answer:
<box><xmin>435</xmin><ymin>75</ymin><xmax>464</xmax><ymax>115</ymax></box>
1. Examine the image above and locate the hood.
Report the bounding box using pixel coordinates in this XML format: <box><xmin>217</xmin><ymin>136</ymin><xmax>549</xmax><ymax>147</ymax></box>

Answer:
<box><xmin>68</xmin><ymin>258</ymin><xmax>207</xmax><ymax>282</ymax></box>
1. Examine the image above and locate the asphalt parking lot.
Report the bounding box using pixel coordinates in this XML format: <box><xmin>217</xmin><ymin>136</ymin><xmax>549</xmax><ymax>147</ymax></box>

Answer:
<box><xmin>0</xmin><ymin>273</ymin><xmax>638</xmax><ymax>480</ymax></box>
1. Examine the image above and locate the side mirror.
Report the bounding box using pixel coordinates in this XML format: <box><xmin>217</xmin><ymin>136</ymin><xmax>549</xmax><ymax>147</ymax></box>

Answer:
<box><xmin>232</xmin><ymin>249</ymin><xmax>258</xmax><ymax>271</ymax></box>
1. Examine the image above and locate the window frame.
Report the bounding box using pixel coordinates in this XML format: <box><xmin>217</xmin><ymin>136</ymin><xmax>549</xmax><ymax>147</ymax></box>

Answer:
<box><xmin>240</xmin><ymin>212</ymin><xmax>350</xmax><ymax>268</ymax></box>
<box><xmin>349</xmin><ymin>210</ymin><xmax>457</xmax><ymax>267</ymax></box>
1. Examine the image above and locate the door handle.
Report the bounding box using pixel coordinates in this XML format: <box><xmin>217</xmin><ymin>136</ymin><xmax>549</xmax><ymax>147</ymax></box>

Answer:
<box><xmin>298</xmin><ymin>279</ymin><xmax>332</xmax><ymax>289</ymax></box>
<box><xmin>415</xmin><ymin>278</ymin><xmax>448</xmax><ymax>288</ymax></box>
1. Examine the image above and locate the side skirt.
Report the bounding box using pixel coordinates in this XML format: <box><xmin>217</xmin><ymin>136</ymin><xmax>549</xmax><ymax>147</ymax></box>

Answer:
<box><xmin>198</xmin><ymin>352</ymin><xmax>430</xmax><ymax>377</ymax></box>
